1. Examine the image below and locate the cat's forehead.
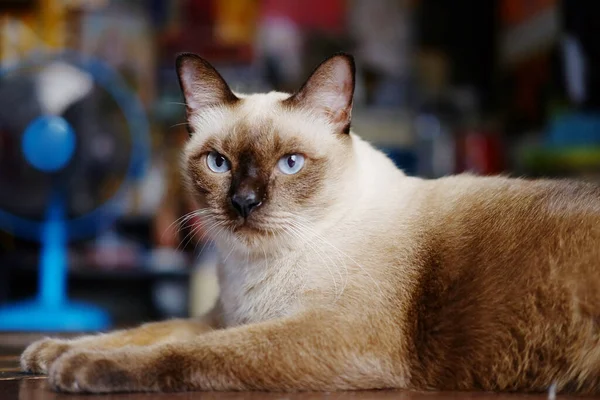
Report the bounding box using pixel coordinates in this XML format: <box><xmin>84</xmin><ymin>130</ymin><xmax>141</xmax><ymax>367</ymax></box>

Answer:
<box><xmin>185</xmin><ymin>92</ymin><xmax>337</xmax><ymax>160</ymax></box>
<box><xmin>187</xmin><ymin>92</ymin><xmax>286</xmax><ymax>137</ymax></box>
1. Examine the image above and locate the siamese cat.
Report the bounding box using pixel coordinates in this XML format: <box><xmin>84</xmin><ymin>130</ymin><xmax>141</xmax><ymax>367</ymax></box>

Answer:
<box><xmin>21</xmin><ymin>53</ymin><xmax>600</xmax><ymax>395</ymax></box>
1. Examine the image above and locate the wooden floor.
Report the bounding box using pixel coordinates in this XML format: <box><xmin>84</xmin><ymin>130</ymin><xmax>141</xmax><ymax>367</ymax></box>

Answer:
<box><xmin>0</xmin><ymin>333</ymin><xmax>593</xmax><ymax>400</ymax></box>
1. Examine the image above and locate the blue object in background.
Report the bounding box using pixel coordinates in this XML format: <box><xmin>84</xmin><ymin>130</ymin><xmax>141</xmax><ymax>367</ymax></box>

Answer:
<box><xmin>0</xmin><ymin>193</ymin><xmax>110</xmax><ymax>331</ymax></box>
<box><xmin>22</xmin><ymin>116</ymin><xmax>76</xmax><ymax>172</ymax></box>
<box><xmin>0</xmin><ymin>117</ymin><xmax>110</xmax><ymax>331</ymax></box>
<box><xmin>0</xmin><ymin>52</ymin><xmax>150</xmax><ymax>332</ymax></box>
<box><xmin>546</xmin><ymin>112</ymin><xmax>600</xmax><ymax>147</ymax></box>
<box><xmin>380</xmin><ymin>147</ymin><xmax>417</xmax><ymax>176</ymax></box>
<box><xmin>0</xmin><ymin>51</ymin><xmax>150</xmax><ymax>242</ymax></box>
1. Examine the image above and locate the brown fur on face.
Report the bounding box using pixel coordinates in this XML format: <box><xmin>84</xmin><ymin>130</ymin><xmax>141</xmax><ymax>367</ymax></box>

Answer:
<box><xmin>178</xmin><ymin>53</ymin><xmax>357</xmax><ymax>253</ymax></box>
<box><xmin>21</xmin><ymin>53</ymin><xmax>600</xmax><ymax>396</ymax></box>
<box><xmin>184</xmin><ymin>118</ymin><xmax>347</xmax><ymax>249</ymax></box>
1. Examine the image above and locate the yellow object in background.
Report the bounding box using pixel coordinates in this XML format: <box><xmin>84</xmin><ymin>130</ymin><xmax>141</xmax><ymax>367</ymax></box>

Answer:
<box><xmin>0</xmin><ymin>12</ymin><xmax>38</xmax><ymax>64</ymax></box>
<box><xmin>39</xmin><ymin>0</ymin><xmax>67</xmax><ymax>49</ymax></box>
<box><xmin>214</xmin><ymin>0</ymin><xmax>258</xmax><ymax>46</ymax></box>
<box><xmin>0</xmin><ymin>0</ymin><xmax>68</xmax><ymax>66</ymax></box>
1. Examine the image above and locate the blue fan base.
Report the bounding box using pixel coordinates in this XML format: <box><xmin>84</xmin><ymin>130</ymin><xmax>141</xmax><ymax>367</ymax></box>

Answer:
<box><xmin>0</xmin><ymin>300</ymin><xmax>111</xmax><ymax>332</ymax></box>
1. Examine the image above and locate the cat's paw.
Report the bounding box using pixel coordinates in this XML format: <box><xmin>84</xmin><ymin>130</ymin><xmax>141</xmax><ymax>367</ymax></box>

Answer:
<box><xmin>20</xmin><ymin>338</ymin><xmax>73</xmax><ymax>374</ymax></box>
<box><xmin>48</xmin><ymin>350</ymin><xmax>136</xmax><ymax>393</ymax></box>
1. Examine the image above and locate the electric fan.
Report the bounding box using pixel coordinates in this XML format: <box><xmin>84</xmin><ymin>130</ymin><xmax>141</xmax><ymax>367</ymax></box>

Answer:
<box><xmin>0</xmin><ymin>52</ymin><xmax>150</xmax><ymax>331</ymax></box>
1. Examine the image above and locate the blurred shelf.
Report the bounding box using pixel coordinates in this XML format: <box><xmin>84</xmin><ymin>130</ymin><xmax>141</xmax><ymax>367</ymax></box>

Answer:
<box><xmin>9</xmin><ymin>265</ymin><xmax>189</xmax><ymax>281</ymax></box>
<box><xmin>1</xmin><ymin>253</ymin><xmax>190</xmax><ymax>281</ymax></box>
<box><xmin>352</xmin><ymin>109</ymin><xmax>413</xmax><ymax>148</ymax></box>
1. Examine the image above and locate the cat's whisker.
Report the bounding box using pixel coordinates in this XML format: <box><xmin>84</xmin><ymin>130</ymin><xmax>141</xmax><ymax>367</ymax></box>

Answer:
<box><xmin>285</xmin><ymin>224</ymin><xmax>337</xmax><ymax>295</ymax></box>
<box><xmin>261</xmin><ymin>244</ymin><xmax>269</xmax><ymax>277</ymax></box>
<box><xmin>170</xmin><ymin>121</ymin><xmax>191</xmax><ymax>129</ymax></box>
<box><xmin>194</xmin><ymin>219</ymin><xmax>227</xmax><ymax>254</ymax></box>
<box><xmin>180</xmin><ymin>212</ymin><xmax>214</xmax><ymax>234</ymax></box>
<box><xmin>291</xmin><ymin>218</ymin><xmax>380</xmax><ymax>300</ymax></box>
<box><xmin>286</xmin><ymin>222</ymin><xmax>343</xmax><ymax>301</ymax></box>
<box><xmin>175</xmin><ymin>221</ymin><xmax>202</xmax><ymax>252</ymax></box>
<box><xmin>286</xmin><ymin>227</ymin><xmax>337</xmax><ymax>302</ymax></box>
<box><xmin>193</xmin><ymin>226</ymin><xmax>225</xmax><ymax>264</ymax></box>
<box><xmin>190</xmin><ymin>222</ymin><xmax>212</xmax><ymax>253</ymax></box>
<box><xmin>178</xmin><ymin>219</ymin><xmax>208</xmax><ymax>252</ymax></box>
<box><xmin>297</xmin><ymin>221</ymin><xmax>370</xmax><ymax>290</ymax></box>
<box><xmin>288</xmin><ymin>217</ymin><xmax>348</xmax><ymax>285</ymax></box>
<box><xmin>160</xmin><ymin>208</ymin><xmax>209</xmax><ymax>242</ymax></box>
<box><xmin>181</xmin><ymin>217</ymin><xmax>221</xmax><ymax>253</ymax></box>
<box><xmin>289</xmin><ymin>221</ymin><xmax>349</xmax><ymax>303</ymax></box>
<box><xmin>192</xmin><ymin>223</ymin><xmax>230</xmax><ymax>265</ymax></box>
<box><xmin>281</xmin><ymin>225</ymin><xmax>310</xmax><ymax>297</ymax></box>
<box><xmin>192</xmin><ymin>222</ymin><xmax>215</xmax><ymax>254</ymax></box>
<box><xmin>222</xmin><ymin>244</ymin><xmax>235</xmax><ymax>263</ymax></box>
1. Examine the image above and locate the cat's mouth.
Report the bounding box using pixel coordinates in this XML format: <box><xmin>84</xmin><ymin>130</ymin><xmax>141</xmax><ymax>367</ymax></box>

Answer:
<box><xmin>207</xmin><ymin>209</ymin><xmax>283</xmax><ymax>242</ymax></box>
<box><xmin>232</xmin><ymin>221</ymin><xmax>276</xmax><ymax>237</ymax></box>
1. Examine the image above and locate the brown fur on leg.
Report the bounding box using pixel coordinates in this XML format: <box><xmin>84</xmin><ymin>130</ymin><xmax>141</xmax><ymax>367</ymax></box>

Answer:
<box><xmin>47</xmin><ymin>309</ymin><xmax>408</xmax><ymax>393</ymax></box>
<box><xmin>21</xmin><ymin>307</ymin><xmax>221</xmax><ymax>374</ymax></box>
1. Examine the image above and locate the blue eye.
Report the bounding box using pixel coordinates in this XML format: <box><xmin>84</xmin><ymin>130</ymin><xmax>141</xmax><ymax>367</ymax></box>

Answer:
<box><xmin>277</xmin><ymin>154</ymin><xmax>305</xmax><ymax>175</ymax></box>
<box><xmin>206</xmin><ymin>151</ymin><xmax>230</xmax><ymax>173</ymax></box>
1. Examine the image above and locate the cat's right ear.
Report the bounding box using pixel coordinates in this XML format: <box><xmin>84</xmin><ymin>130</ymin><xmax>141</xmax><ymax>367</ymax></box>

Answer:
<box><xmin>284</xmin><ymin>53</ymin><xmax>356</xmax><ymax>134</ymax></box>
<box><xmin>175</xmin><ymin>53</ymin><xmax>239</xmax><ymax>134</ymax></box>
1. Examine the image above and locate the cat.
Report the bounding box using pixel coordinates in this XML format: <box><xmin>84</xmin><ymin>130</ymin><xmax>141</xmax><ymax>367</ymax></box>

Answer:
<box><xmin>21</xmin><ymin>52</ymin><xmax>600</xmax><ymax>395</ymax></box>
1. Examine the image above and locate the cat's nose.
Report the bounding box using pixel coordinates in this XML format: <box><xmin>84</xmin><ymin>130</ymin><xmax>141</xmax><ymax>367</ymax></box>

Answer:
<box><xmin>230</xmin><ymin>191</ymin><xmax>262</xmax><ymax>218</ymax></box>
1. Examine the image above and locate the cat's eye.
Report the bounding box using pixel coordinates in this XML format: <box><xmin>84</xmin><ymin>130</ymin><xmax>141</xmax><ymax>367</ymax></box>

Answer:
<box><xmin>277</xmin><ymin>154</ymin><xmax>305</xmax><ymax>175</ymax></box>
<box><xmin>206</xmin><ymin>151</ymin><xmax>231</xmax><ymax>173</ymax></box>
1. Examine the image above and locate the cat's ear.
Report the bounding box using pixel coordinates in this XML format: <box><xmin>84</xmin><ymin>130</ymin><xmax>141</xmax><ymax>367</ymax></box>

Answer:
<box><xmin>175</xmin><ymin>53</ymin><xmax>239</xmax><ymax>133</ymax></box>
<box><xmin>285</xmin><ymin>53</ymin><xmax>356</xmax><ymax>134</ymax></box>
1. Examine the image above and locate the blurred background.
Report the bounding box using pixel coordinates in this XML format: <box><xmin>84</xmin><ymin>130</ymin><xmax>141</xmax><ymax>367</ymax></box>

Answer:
<box><xmin>0</xmin><ymin>0</ymin><xmax>599</xmax><ymax>329</ymax></box>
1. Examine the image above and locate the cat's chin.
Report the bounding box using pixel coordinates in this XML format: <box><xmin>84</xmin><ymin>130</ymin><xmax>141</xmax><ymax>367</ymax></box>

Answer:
<box><xmin>206</xmin><ymin>214</ymin><xmax>294</xmax><ymax>253</ymax></box>
<box><xmin>232</xmin><ymin>222</ymin><xmax>277</xmax><ymax>238</ymax></box>
<box><xmin>216</xmin><ymin>220</ymin><xmax>288</xmax><ymax>252</ymax></box>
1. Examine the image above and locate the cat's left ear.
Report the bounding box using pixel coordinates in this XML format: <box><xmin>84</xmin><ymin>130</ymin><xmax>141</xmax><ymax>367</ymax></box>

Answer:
<box><xmin>285</xmin><ymin>53</ymin><xmax>356</xmax><ymax>134</ymax></box>
<box><xmin>175</xmin><ymin>53</ymin><xmax>239</xmax><ymax>134</ymax></box>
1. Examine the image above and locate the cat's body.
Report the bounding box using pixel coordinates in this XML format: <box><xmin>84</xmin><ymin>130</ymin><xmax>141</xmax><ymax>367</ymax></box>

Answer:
<box><xmin>21</xmin><ymin>53</ymin><xmax>600</xmax><ymax>395</ymax></box>
<box><xmin>403</xmin><ymin>175</ymin><xmax>600</xmax><ymax>392</ymax></box>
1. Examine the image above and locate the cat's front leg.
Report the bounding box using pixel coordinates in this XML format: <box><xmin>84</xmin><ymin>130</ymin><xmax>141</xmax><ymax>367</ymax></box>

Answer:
<box><xmin>21</xmin><ymin>308</ymin><xmax>220</xmax><ymax>374</ymax></box>
<box><xmin>48</xmin><ymin>310</ymin><xmax>406</xmax><ymax>393</ymax></box>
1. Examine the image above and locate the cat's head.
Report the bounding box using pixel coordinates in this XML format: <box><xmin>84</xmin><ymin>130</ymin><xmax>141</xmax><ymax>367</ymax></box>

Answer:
<box><xmin>176</xmin><ymin>53</ymin><xmax>356</xmax><ymax>252</ymax></box>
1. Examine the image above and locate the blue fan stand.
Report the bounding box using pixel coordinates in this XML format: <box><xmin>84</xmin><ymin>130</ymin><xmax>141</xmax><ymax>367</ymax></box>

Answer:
<box><xmin>0</xmin><ymin>116</ymin><xmax>110</xmax><ymax>331</ymax></box>
<box><xmin>0</xmin><ymin>53</ymin><xmax>149</xmax><ymax>332</ymax></box>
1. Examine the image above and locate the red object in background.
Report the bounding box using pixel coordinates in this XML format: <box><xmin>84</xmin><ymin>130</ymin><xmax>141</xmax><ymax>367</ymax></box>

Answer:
<box><xmin>260</xmin><ymin>0</ymin><xmax>345</xmax><ymax>33</ymax></box>
<box><xmin>513</xmin><ymin>55</ymin><xmax>550</xmax><ymax>123</ymax></box>
<box><xmin>186</xmin><ymin>0</ymin><xmax>215</xmax><ymax>27</ymax></box>
<box><xmin>162</xmin><ymin>0</ymin><xmax>253</xmax><ymax>64</ymax></box>
<box><xmin>500</xmin><ymin>0</ymin><xmax>557</xmax><ymax>28</ymax></box>
<box><xmin>162</xmin><ymin>0</ymin><xmax>346</xmax><ymax>64</ymax></box>
<box><xmin>455</xmin><ymin>129</ymin><xmax>504</xmax><ymax>175</ymax></box>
